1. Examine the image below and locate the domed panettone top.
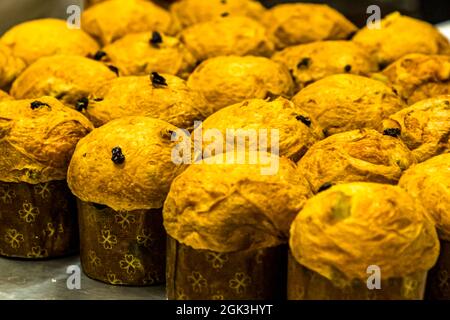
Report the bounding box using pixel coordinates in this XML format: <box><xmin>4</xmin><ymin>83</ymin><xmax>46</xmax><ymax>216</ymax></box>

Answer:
<box><xmin>67</xmin><ymin>116</ymin><xmax>185</xmax><ymax>211</ymax></box>
<box><xmin>297</xmin><ymin>129</ymin><xmax>416</xmax><ymax>193</ymax></box>
<box><xmin>399</xmin><ymin>154</ymin><xmax>450</xmax><ymax>241</ymax></box>
<box><xmin>163</xmin><ymin>153</ymin><xmax>313</xmax><ymax>252</ymax></box>
<box><xmin>84</xmin><ymin>74</ymin><xmax>212</xmax><ymax>130</ymax></box>
<box><xmin>289</xmin><ymin>182</ymin><xmax>439</xmax><ymax>282</ymax></box>
<box><xmin>0</xmin><ymin>18</ymin><xmax>99</xmax><ymax>66</ymax></box>
<box><xmin>0</xmin><ymin>96</ymin><xmax>93</xmax><ymax>184</ymax></box>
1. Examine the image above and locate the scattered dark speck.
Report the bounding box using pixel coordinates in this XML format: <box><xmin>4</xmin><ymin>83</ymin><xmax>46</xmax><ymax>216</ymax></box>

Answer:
<box><xmin>93</xmin><ymin>50</ymin><xmax>107</xmax><ymax>61</ymax></box>
<box><xmin>297</xmin><ymin>57</ymin><xmax>311</xmax><ymax>69</ymax></box>
<box><xmin>296</xmin><ymin>115</ymin><xmax>311</xmax><ymax>127</ymax></box>
<box><xmin>111</xmin><ymin>146</ymin><xmax>125</xmax><ymax>164</ymax></box>
<box><xmin>344</xmin><ymin>64</ymin><xmax>352</xmax><ymax>72</ymax></box>
<box><xmin>383</xmin><ymin>128</ymin><xmax>401</xmax><ymax>138</ymax></box>
<box><xmin>221</xmin><ymin>12</ymin><xmax>229</xmax><ymax>17</ymax></box>
<box><xmin>150</xmin><ymin>31</ymin><xmax>163</xmax><ymax>47</ymax></box>
<box><xmin>150</xmin><ymin>72</ymin><xmax>168</xmax><ymax>87</ymax></box>
<box><xmin>30</xmin><ymin>101</ymin><xmax>50</xmax><ymax>110</ymax></box>
<box><xmin>318</xmin><ymin>182</ymin><xmax>333</xmax><ymax>193</ymax></box>
<box><xmin>108</xmin><ymin>65</ymin><xmax>119</xmax><ymax>76</ymax></box>
<box><xmin>75</xmin><ymin>97</ymin><xmax>89</xmax><ymax>112</ymax></box>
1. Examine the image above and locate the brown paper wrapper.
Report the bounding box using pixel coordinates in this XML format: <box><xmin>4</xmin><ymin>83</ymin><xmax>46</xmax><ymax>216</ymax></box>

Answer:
<box><xmin>78</xmin><ymin>200</ymin><xmax>166</xmax><ymax>286</ymax></box>
<box><xmin>0</xmin><ymin>180</ymin><xmax>78</xmax><ymax>259</ymax></box>
<box><xmin>166</xmin><ymin>237</ymin><xmax>287</xmax><ymax>300</ymax></box>
<box><xmin>287</xmin><ymin>251</ymin><xmax>426</xmax><ymax>300</ymax></box>
<box><xmin>425</xmin><ymin>239</ymin><xmax>450</xmax><ymax>300</ymax></box>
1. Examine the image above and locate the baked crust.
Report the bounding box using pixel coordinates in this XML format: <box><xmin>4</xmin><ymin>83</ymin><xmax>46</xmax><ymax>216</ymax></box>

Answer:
<box><xmin>297</xmin><ymin>129</ymin><xmax>416</xmax><ymax>193</ymax></box>
<box><xmin>11</xmin><ymin>55</ymin><xmax>117</xmax><ymax>108</ymax></box>
<box><xmin>0</xmin><ymin>96</ymin><xmax>93</xmax><ymax>184</ymax></box>
<box><xmin>263</xmin><ymin>3</ymin><xmax>356</xmax><ymax>50</ymax></box>
<box><xmin>195</xmin><ymin>97</ymin><xmax>323</xmax><ymax>162</ymax></box>
<box><xmin>376</xmin><ymin>54</ymin><xmax>450</xmax><ymax>105</ymax></box>
<box><xmin>170</xmin><ymin>0</ymin><xmax>265</xmax><ymax>28</ymax></box>
<box><xmin>382</xmin><ymin>95</ymin><xmax>450</xmax><ymax>162</ymax></box>
<box><xmin>163</xmin><ymin>153</ymin><xmax>313</xmax><ymax>252</ymax></box>
<box><xmin>399</xmin><ymin>154</ymin><xmax>450</xmax><ymax>241</ymax></box>
<box><xmin>67</xmin><ymin>116</ymin><xmax>185</xmax><ymax>211</ymax></box>
<box><xmin>0</xmin><ymin>89</ymin><xmax>12</xmax><ymax>102</ymax></box>
<box><xmin>180</xmin><ymin>16</ymin><xmax>274</xmax><ymax>62</ymax></box>
<box><xmin>353</xmin><ymin>12</ymin><xmax>450</xmax><ymax>67</ymax></box>
<box><xmin>0</xmin><ymin>43</ymin><xmax>26</xmax><ymax>89</ymax></box>
<box><xmin>289</xmin><ymin>182</ymin><xmax>439</xmax><ymax>281</ymax></box>
<box><xmin>272</xmin><ymin>40</ymin><xmax>378</xmax><ymax>90</ymax></box>
<box><xmin>187</xmin><ymin>55</ymin><xmax>294</xmax><ymax>113</ymax></box>
<box><xmin>102</xmin><ymin>32</ymin><xmax>197</xmax><ymax>78</ymax></box>
<box><xmin>291</xmin><ymin>74</ymin><xmax>405</xmax><ymax>136</ymax></box>
<box><xmin>84</xmin><ymin>74</ymin><xmax>212</xmax><ymax>129</ymax></box>
<box><xmin>0</xmin><ymin>18</ymin><xmax>99</xmax><ymax>66</ymax></box>
<box><xmin>81</xmin><ymin>0</ymin><xmax>176</xmax><ymax>45</ymax></box>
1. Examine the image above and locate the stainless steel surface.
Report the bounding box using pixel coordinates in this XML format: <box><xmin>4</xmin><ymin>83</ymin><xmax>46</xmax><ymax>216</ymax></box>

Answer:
<box><xmin>0</xmin><ymin>255</ymin><xmax>166</xmax><ymax>300</ymax></box>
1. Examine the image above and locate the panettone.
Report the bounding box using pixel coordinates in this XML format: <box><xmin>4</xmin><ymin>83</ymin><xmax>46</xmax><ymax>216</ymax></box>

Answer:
<box><xmin>187</xmin><ymin>55</ymin><xmax>294</xmax><ymax>113</ymax></box>
<box><xmin>289</xmin><ymin>182</ymin><xmax>439</xmax><ymax>297</ymax></box>
<box><xmin>262</xmin><ymin>3</ymin><xmax>357</xmax><ymax>50</ymax></box>
<box><xmin>0</xmin><ymin>89</ymin><xmax>12</xmax><ymax>102</ymax></box>
<box><xmin>382</xmin><ymin>95</ymin><xmax>450</xmax><ymax>162</ymax></box>
<box><xmin>194</xmin><ymin>97</ymin><xmax>323</xmax><ymax>162</ymax></box>
<box><xmin>375</xmin><ymin>54</ymin><xmax>450</xmax><ymax>105</ymax></box>
<box><xmin>180</xmin><ymin>16</ymin><xmax>274</xmax><ymax>62</ymax></box>
<box><xmin>0</xmin><ymin>18</ymin><xmax>99</xmax><ymax>66</ymax></box>
<box><xmin>272</xmin><ymin>40</ymin><xmax>378</xmax><ymax>90</ymax></box>
<box><xmin>0</xmin><ymin>43</ymin><xmax>26</xmax><ymax>90</ymax></box>
<box><xmin>81</xmin><ymin>0</ymin><xmax>176</xmax><ymax>45</ymax></box>
<box><xmin>291</xmin><ymin>74</ymin><xmax>405</xmax><ymax>136</ymax></box>
<box><xmin>0</xmin><ymin>96</ymin><xmax>93</xmax><ymax>184</ymax></box>
<box><xmin>170</xmin><ymin>0</ymin><xmax>265</xmax><ymax>28</ymax></box>
<box><xmin>353</xmin><ymin>12</ymin><xmax>450</xmax><ymax>67</ymax></box>
<box><xmin>83</xmin><ymin>74</ymin><xmax>212</xmax><ymax>129</ymax></box>
<box><xmin>100</xmin><ymin>32</ymin><xmax>197</xmax><ymax>79</ymax></box>
<box><xmin>297</xmin><ymin>129</ymin><xmax>416</xmax><ymax>193</ymax></box>
<box><xmin>67</xmin><ymin>116</ymin><xmax>185</xmax><ymax>212</ymax></box>
<box><xmin>10</xmin><ymin>55</ymin><xmax>117</xmax><ymax>108</ymax></box>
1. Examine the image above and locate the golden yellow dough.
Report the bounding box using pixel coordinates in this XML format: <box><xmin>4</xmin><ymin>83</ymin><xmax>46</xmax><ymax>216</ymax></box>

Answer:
<box><xmin>272</xmin><ymin>40</ymin><xmax>378</xmax><ymax>90</ymax></box>
<box><xmin>0</xmin><ymin>18</ymin><xmax>99</xmax><ymax>66</ymax></box>
<box><xmin>399</xmin><ymin>154</ymin><xmax>450</xmax><ymax>241</ymax></box>
<box><xmin>291</xmin><ymin>74</ymin><xmax>406</xmax><ymax>136</ymax></box>
<box><xmin>297</xmin><ymin>129</ymin><xmax>416</xmax><ymax>193</ymax></box>
<box><xmin>11</xmin><ymin>55</ymin><xmax>117</xmax><ymax>108</ymax></box>
<box><xmin>102</xmin><ymin>32</ymin><xmax>196</xmax><ymax>78</ymax></box>
<box><xmin>0</xmin><ymin>90</ymin><xmax>12</xmax><ymax>102</ymax></box>
<box><xmin>376</xmin><ymin>54</ymin><xmax>450</xmax><ymax>105</ymax></box>
<box><xmin>163</xmin><ymin>152</ymin><xmax>313</xmax><ymax>252</ymax></box>
<box><xmin>0</xmin><ymin>43</ymin><xmax>26</xmax><ymax>89</ymax></box>
<box><xmin>67</xmin><ymin>116</ymin><xmax>185</xmax><ymax>211</ymax></box>
<box><xmin>194</xmin><ymin>97</ymin><xmax>323</xmax><ymax>162</ymax></box>
<box><xmin>353</xmin><ymin>12</ymin><xmax>450</xmax><ymax>67</ymax></box>
<box><xmin>382</xmin><ymin>95</ymin><xmax>450</xmax><ymax>163</ymax></box>
<box><xmin>84</xmin><ymin>74</ymin><xmax>212</xmax><ymax>129</ymax></box>
<box><xmin>263</xmin><ymin>3</ymin><xmax>357</xmax><ymax>50</ymax></box>
<box><xmin>180</xmin><ymin>16</ymin><xmax>274</xmax><ymax>62</ymax></box>
<box><xmin>170</xmin><ymin>0</ymin><xmax>265</xmax><ymax>28</ymax></box>
<box><xmin>0</xmin><ymin>96</ymin><xmax>93</xmax><ymax>184</ymax></box>
<box><xmin>290</xmin><ymin>182</ymin><xmax>439</xmax><ymax>282</ymax></box>
<box><xmin>187</xmin><ymin>55</ymin><xmax>294</xmax><ymax>113</ymax></box>
<box><xmin>81</xmin><ymin>0</ymin><xmax>176</xmax><ymax>45</ymax></box>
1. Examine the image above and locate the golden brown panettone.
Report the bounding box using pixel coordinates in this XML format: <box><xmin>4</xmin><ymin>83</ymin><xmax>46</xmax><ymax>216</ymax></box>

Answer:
<box><xmin>376</xmin><ymin>54</ymin><xmax>450</xmax><ymax>105</ymax></box>
<box><xmin>0</xmin><ymin>96</ymin><xmax>93</xmax><ymax>184</ymax></box>
<box><xmin>0</xmin><ymin>43</ymin><xmax>26</xmax><ymax>90</ymax></box>
<box><xmin>163</xmin><ymin>152</ymin><xmax>313</xmax><ymax>252</ymax></box>
<box><xmin>262</xmin><ymin>3</ymin><xmax>357</xmax><ymax>50</ymax></box>
<box><xmin>194</xmin><ymin>97</ymin><xmax>323</xmax><ymax>162</ymax></box>
<box><xmin>272</xmin><ymin>41</ymin><xmax>378</xmax><ymax>90</ymax></box>
<box><xmin>170</xmin><ymin>0</ymin><xmax>265</xmax><ymax>28</ymax></box>
<box><xmin>67</xmin><ymin>116</ymin><xmax>185</xmax><ymax>211</ymax></box>
<box><xmin>187</xmin><ymin>55</ymin><xmax>294</xmax><ymax>113</ymax></box>
<box><xmin>382</xmin><ymin>95</ymin><xmax>450</xmax><ymax>163</ymax></box>
<box><xmin>291</xmin><ymin>74</ymin><xmax>405</xmax><ymax>136</ymax></box>
<box><xmin>0</xmin><ymin>89</ymin><xmax>12</xmax><ymax>102</ymax></box>
<box><xmin>0</xmin><ymin>19</ymin><xmax>99</xmax><ymax>66</ymax></box>
<box><xmin>353</xmin><ymin>12</ymin><xmax>450</xmax><ymax>67</ymax></box>
<box><xmin>290</xmin><ymin>182</ymin><xmax>439</xmax><ymax>282</ymax></box>
<box><xmin>101</xmin><ymin>31</ymin><xmax>197</xmax><ymax>78</ymax></box>
<box><xmin>81</xmin><ymin>0</ymin><xmax>176</xmax><ymax>45</ymax></box>
<box><xmin>83</xmin><ymin>74</ymin><xmax>212</xmax><ymax>129</ymax></box>
<box><xmin>399</xmin><ymin>154</ymin><xmax>450</xmax><ymax>241</ymax></box>
<box><xmin>297</xmin><ymin>129</ymin><xmax>416</xmax><ymax>193</ymax></box>
<box><xmin>180</xmin><ymin>16</ymin><xmax>274</xmax><ymax>62</ymax></box>
<box><xmin>11</xmin><ymin>55</ymin><xmax>117</xmax><ymax>108</ymax></box>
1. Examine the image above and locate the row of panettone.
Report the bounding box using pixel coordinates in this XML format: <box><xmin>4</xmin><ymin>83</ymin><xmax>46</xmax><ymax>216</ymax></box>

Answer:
<box><xmin>0</xmin><ymin>0</ymin><xmax>449</xmax><ymax>300</ymax></box>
